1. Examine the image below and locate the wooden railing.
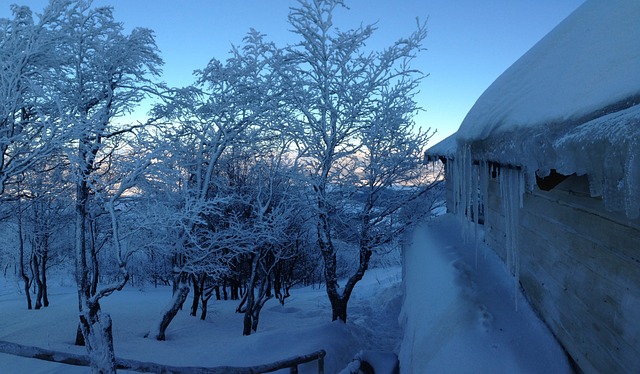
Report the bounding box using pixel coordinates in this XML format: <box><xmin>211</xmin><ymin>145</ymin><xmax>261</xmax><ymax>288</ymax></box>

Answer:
<box><xmin>0</xmin><ymin>340</ymin><xmax>326</xmax><ymax>373</ymax></box>
<box><xmin>254</xmin><ymin>349</ymin><xmax>325</xmax><ymax>373</ymax></box>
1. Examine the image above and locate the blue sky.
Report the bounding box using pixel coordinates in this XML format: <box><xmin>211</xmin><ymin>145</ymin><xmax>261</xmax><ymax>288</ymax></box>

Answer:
<box><xmin>3</xmin><ymin>0</ymin><xmax>585</xmax><ymax>145</ymax></box>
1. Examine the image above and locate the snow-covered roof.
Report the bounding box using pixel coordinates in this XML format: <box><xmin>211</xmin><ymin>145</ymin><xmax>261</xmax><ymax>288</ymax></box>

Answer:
<box><xmin>425</xmin><ymin>132</ymin><xmax>457</xmax><ymax>161</ymax></box>
<box><xmin>457</xmin><ymin>0</ymin><xmax>640</xmax><ymax>142</ymax></box>
<box><xmin>439</xmin><ymin>0</ymin><xmax>640</xmax><ymax>218</ymax></box>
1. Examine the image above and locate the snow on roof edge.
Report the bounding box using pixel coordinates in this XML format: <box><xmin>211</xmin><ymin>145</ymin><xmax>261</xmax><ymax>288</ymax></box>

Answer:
<box><xmin>425</xmin><ymin>132</ymin><xmax>457</xmax><ymax>161</ymax></box>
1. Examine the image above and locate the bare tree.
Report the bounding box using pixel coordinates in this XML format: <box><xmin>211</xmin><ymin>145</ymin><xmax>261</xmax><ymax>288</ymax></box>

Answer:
<box><xmin>282</xmin><ymin>0</ymin><xmax>429</xmax><ymax>322</ymax></box>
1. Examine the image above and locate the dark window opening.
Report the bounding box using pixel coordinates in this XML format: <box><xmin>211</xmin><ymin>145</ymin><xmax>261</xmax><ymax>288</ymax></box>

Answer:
<box><xmin>536</xmin><ymin>169</ymin><xmax>569</xmax><ymax>191</ymax></box>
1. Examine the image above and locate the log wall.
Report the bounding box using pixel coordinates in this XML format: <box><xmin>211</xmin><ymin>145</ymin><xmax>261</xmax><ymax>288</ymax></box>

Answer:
<box><xmin>483</xmin><ymin>174</ymin><xmax>640</xmax><ymax>373</ymax></box>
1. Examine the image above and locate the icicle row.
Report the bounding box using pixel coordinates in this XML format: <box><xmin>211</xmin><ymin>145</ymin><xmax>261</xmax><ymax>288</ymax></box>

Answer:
<box><xmin>499</xmin><ymin>166</ymin><xmax>523</xmax><ymax>311</ymax></box>
<box><xmin>452</xmin><ymin>144</ymin><xmax>482</xmax><ymax>244</ymax></box>
<box><xmin>453</xmin><ymin>147</ymin><xmax>525</xmax><ymax>309</ymax></box>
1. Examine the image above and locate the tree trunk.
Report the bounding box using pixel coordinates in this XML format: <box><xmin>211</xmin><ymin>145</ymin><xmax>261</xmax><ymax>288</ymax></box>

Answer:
<box><xmin>331</xmin><ymin>298</ymin><xmax>348</xmax><ymax>322</ymax></box>
<box><xmin>33</xmin><ymin>254</ymin><xmax>43</xmax><ymax>310</ymax></box>
<box><xmin>89</xmin><ymin>219</ymin><xmax>99</xmax><ymax>297</ymax></box>
<box><xmin>315</xmin><ymin>191</ymin><xmax>351</xmax><ymax>322</ymax></box>
<box><xmin>78</xmin><ymin>303</ymin><xmax>117</xmax><ymax>374</ymax></box>
<box><xmin>75</xmin><ymin>171</ymin><xmax>118</xmax><ymax>372</ymax></box>
<box><xmin>274</xmin><ymin>263</ymin><xmax>283</xmax><ymax>304</ymax></box>
<box><xmin>252</xmin><ymin>271</ymin><xmax>274</xmax><ymax>333</ymax></box>
<box><xmin>319</xmin><ymin>235</ymin><xmax>346</xmax><ymax>322</ymax></box>
<box><xmin>318</xmin><ymin>210</ymin><xmax>374</xmax><ymax>323</ymax></box>
<box><xmin>22</xmin><ymin>276</ymin><xmax>32</xmax><ymax>310</ymax></box>
<box><xmin>75</xmin><ymin>323</ymin><xmax>85</xmax><ymax>346</ymax></box>
<box><xmin>18</xmin><ymin>204</ymin><xmax>32</xmax><ymax>310</ymax></box>
<box><xmin>34</xmin><ymin>211</ymin><xmax>50</xmax><ymax>309</ymax></box>
<box><xmin>189</xmin><ymin>274</ymin><xmax>201</xmax><ymax>317</ymax></box>
<box><xmin>41</xmin><ymin>251</ymin><xmax>49</xmax><ymax>307</ymax></box>
<box><xmin>242</xmin><ymin>310</ymin><xmax>252</xmax><ymax>336</ymax></box>
<box><xmin>231</xmin><ymin>279</ymin><xmax>239</xmax><ymax>300</ymax></box>
<box><xmin>222</xmin><ymin>278</ymin><xmax>228</xmax><ymax>300</ymax></box>
<box><xmin>242</xmin><ymin>254</ymin><xmax>259</xmax><ymax>336</ymax></box>
<box><xmin>148</xmin><ymin>284</ymin><xmax>190</xmax><ymax>341</ymax></box>
<box><xmin>200</xmin><ymin>297</ymin><xmax>209</xmax><ymax>321</ymax></box>
<box><xmin>19</xmin><ymin>235</ymin><xmax>32</xmax><ymax>310</ymax></box>
<box><xmin>200</xmin><ymin>286</ymin><xmax>213</xmax><ymax>321</ymax></box>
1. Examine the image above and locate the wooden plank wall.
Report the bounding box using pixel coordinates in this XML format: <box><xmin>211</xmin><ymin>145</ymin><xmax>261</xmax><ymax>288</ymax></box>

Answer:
<box><xmin>483</xmin><ymin>175</ymin><xmax>640</xmax><ymax>374</ymax></box>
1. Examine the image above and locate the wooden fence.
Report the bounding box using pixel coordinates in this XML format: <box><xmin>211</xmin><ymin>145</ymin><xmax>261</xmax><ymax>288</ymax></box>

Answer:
<box><xmin>0</xmin><ymin>340</ymin><xmax>325</xmax><ymax>373</ymax></box>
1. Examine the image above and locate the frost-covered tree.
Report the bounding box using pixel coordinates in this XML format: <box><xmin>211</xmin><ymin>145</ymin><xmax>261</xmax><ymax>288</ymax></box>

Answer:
<box><xmin>21</xmin><ymin>160</ymin><xmax>73</xmax><ymax>310</ymax></box>
<box><xmin>0</xmin><ymin>5</ymin><xmax>60</xmax><ymax>194</ymax></box>
<box><xmin>0</xmin><ymin>2</ymin><xmax>72</xmax><ymax>312</ymax></box>
<box><xmin>234</xmin><ymin>150</ymin><xmax>308</xmax><ymax>335</ymax></box>
<box><xmin>41</xmin><ymin>0</ymin><xmax>163</xmax><ymax>371</ymax></box>
<box><xmin>282</xmin><ymin>0</ymin><xmax>430</xmax><ymax>322</ymax></box>
<box><xmin>146</xmin><ymin>29</ymin><xmax>289</xmax><ymax>340</ymax></box>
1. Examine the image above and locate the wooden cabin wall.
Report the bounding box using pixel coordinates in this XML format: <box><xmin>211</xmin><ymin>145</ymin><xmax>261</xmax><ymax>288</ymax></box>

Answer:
<box><xmin>482</xmin><ymin>175</ymin><xmax>640</xmax><ymax>374</ymax></box>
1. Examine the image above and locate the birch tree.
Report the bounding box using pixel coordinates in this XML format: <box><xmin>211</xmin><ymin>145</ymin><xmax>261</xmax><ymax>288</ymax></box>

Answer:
<box><xmin>283</xmin><ymin>0</ymin><xmax>429</xmax><ymax>322</ymax></box>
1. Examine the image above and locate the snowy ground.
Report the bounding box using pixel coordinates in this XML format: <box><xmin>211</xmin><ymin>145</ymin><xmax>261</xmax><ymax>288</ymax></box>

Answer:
<box><xmin>1</xmin><ymin>215</ymin><xmax>573</xmax><ymax>373</ymax></box>
<box><xmin>0</xmin><ymin>265</ymin><xmax>402</xmax><ymax>373</ymax></box>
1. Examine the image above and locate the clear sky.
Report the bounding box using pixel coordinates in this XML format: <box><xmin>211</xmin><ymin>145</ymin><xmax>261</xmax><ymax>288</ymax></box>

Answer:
<box><xmin>2</xmin><ymin>0</ymin><xmax>585</xmax><ymax>145</ymax></box>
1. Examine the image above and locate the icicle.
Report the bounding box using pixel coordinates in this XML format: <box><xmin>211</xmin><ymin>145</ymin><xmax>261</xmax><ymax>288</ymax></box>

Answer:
<box><xmin>452</xmin><ymin>147</ymin><xmax>527</xmax><ymax>305</ymax></box>
<box><xmin>462</xmin><ymin>145</ymin><xmax>471</xmax><ymax>241</ymax></box>
<box><xmin>479</xmin><ymin>161</ymin><xmax>490</xmax><ymax>228</ymax></box>
<box><xmin>472</xmin><ymin>163</ymin><xmax>480</xmax><ymax>268</ymax></box>
<box><xmin>500</xmin><ymin>166</ymin><xmax>524</xmax><ymax>311</ymax></box>
<box><xmin>481</xmin><ymin>162</ymin><xmax>489</xmax><ymax>262</ymax></box>
<box><xmin>453</xmin><ymin>144</ymin><xmax>474</xmax><ymax>241</ymax></box>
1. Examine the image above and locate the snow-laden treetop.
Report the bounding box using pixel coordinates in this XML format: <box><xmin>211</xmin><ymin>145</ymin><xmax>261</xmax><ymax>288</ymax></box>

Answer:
<box><xmin>457</xmin><ymin>0</ymin><xmax>640</xmax><ymax>141</ymax></box>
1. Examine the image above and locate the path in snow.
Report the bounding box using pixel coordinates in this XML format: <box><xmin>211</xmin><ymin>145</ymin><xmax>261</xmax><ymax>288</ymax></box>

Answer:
<box><xmin>399</xmin><ymin>213</ymin><xmax>573</xmax><ymax>373</ymax></box>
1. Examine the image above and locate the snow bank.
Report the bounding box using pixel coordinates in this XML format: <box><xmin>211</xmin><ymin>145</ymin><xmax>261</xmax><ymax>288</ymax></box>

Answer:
<box><xmin>399</xmin><ymin>214</ymin><xmax>572</xmax><ymax>373</ymax></box>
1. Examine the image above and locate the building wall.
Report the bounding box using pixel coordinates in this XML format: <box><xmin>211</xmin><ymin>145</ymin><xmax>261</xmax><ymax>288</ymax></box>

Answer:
<box><xmin>483</xmin><ymin>174</ymin><xmax>640</xmax><ymax>374</ymax></box>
